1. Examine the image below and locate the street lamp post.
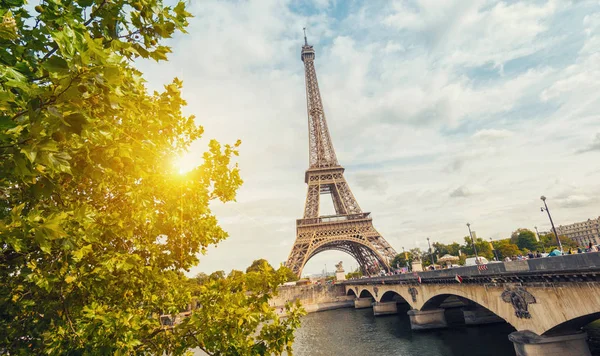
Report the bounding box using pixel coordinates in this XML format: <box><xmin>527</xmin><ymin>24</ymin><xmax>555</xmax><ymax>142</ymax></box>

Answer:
<box><xmin>427</xmin><ymin>237</ymin><xmax>435</xmax><ymax>270</ymax></box>
<box><xmin>540</xmin><ymin>196</ymin><xmax>563</xmax><ymax>253</ymax></box>
<box><xmin>490</xmin><ymin>237</ymin><xmax>499</xmax><ymax>261</ymax></box>
<box><xmin>402</xmin><ymin>246</ymin><xmax>410</xmax><ymax>271</ymax></box>
<box><xmin>467</xmin><ymin>223</ymin><xmax>480</xmax><ymax>264</ymax></box>
<box><xmin>534</xmin><ymin>226</ymin><xmax>546</xmax><ymax>253</ymax></box>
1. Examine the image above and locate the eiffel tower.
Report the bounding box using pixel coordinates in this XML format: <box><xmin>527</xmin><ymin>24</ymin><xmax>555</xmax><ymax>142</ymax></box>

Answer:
<box><xmin>286</xmin><ymin>31</ymin><xmax>397</xmax><ymax>277</ymax></box>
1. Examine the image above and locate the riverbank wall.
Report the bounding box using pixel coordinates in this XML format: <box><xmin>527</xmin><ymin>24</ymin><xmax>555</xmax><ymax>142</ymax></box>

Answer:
<box><xmin>270</xmin><ymin>284</ymin><xmax>354</xmax><ymax>313</ymax></box>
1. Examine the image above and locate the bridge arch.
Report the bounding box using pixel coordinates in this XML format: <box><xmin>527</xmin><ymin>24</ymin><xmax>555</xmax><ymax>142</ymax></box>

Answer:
<box><xmin>421</xmin><ymin>293</ymin><xmax>472</xmax><ymax>311</ymax></box>
<box><xmin>378</xmin><ymin>290</ymin><xmax>413</xmax><ymax>308</ymax></box>
<box><xmin>359</xmin><ymin>289</ymin><xmax>374</xmax><ymax>299</ymax></box>
<box><xmin>346</xmin><ymin>288</ymin><xmax>357</xmax><ymax>297</ymax></box>
<box><xmin>543</xmin><ymin>312</ymin><xmax>600</xmax><ymax>336</ymax></box>
<box><xmin>417</xmin><ymin>288</ymin><xmax>518</xmax><ymax>330</ymax></box>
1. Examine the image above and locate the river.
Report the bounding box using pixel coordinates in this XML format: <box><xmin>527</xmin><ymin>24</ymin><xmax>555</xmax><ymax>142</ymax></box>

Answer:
<box><xmin>292</xmin><ymin>307</ymin><xmax>600</xmax><ymax>356</ymax></box>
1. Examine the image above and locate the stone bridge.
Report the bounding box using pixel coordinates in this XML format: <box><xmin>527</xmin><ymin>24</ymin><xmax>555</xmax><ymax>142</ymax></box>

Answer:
<box><xmin>342</xmin><ymin>253</ymin><xmax>600</xmax><ymax>356</ymax></box>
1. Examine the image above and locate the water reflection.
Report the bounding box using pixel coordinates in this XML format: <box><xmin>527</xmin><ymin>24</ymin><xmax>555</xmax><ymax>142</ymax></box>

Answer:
<box><xmin>293</xmin><ymin>307</ymin><xmax>517</xmax><ymax>356</ymax></box>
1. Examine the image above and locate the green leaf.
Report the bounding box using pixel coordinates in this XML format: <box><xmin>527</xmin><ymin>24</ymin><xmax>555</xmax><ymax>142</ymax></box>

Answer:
<box><xmin>0</xmin><ymin>116</ymin><xmax>17</xmax><ymax>130</ymax></box>
<box><xmin>44</xmin><ymin>151</ymin><xmax>71</xmax><ymax>173</ymax></box>
<box><xmin>73</xmin><ymin>244</ymin><xmax>93</xmax><ymax>262</ymax></box>
<box><xmin>64</xmin><ymin>113</ymin><xmax>87</xmax><ymax>134</ymax></box>
<box><xmin>20</xmin><ymin>146</ymin><xmax>37</xmax><ymax>163</ymax></box>
<box><xmin>13</xmin><ymin>153</ymin><xmax>31</xmax><ymax>177</ymax></box>
<box><xmin>42</xmin><ymin>57</ymin><xmax>70</xmax><ymax>74</ymax></box>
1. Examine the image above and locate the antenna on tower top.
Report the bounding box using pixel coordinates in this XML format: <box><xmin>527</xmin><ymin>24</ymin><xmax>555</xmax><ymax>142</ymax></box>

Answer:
<box><xmin>303</xmin><ymin>27</ymin><xmax>308</xmax><ymax>45</ymax></box>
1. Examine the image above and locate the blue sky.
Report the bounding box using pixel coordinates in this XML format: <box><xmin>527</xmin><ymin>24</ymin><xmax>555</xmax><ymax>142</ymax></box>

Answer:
<box><xmin>137</xmin><ymin>0</ymin><xmax>600</xmax><ymax>276</ymax></box>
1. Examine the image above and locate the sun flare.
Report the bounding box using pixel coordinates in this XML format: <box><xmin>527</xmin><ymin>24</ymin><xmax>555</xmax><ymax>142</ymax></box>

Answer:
<box><xmin>174</xmin><ymin>153</ymin><xmax>196</xmax><ymax>175</ymax></box>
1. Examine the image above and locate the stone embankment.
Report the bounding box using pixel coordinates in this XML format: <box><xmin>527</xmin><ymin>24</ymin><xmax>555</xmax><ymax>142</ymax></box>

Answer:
<box><xmin>270</xmin><ymin>284</ymin><xmax>354</xmax><ymax>314</ymax></box>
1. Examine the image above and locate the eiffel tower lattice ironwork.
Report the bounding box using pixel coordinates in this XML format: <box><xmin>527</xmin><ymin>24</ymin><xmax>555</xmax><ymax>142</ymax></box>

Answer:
<box><xmin>286</xmin><ymin>31</ymin><xmax>397</xmax><ymax>277</ymax></box>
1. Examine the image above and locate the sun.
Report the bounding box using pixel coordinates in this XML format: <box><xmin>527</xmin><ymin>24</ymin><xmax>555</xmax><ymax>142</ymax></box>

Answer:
<box><xmin>173</xmin><ymin>153</ymin><xmax>196</xmax><ymax>175</ymax></box>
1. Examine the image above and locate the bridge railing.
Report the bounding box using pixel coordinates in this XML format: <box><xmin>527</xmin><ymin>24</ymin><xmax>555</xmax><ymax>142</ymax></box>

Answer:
<box><xmin>341</xmin><ymin>252</ymin><xmax>600</xmax><ymax>285</ymax></box>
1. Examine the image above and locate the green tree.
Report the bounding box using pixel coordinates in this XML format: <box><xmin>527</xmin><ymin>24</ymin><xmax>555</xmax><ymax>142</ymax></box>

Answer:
<box><xmin>391</xmin><ymin>251</ymin><xmax>413</xmax><ymax>269</ymax></box>
<box><xmin>540</xmin><ymin>233</ymin><xmax>577</xmax><ymax>251</ymax></box>
<box><xmin>462</xmin><ymin>236</ymin><xmax>475</xmax><ymax>255</ymax></box>
<box><xmin>194</xmin><ymin>272</ymin><xmax>209</xmax><ymax>285</ymax></box>
<box><xmin>345</xmin><ymin>267</ymin><xmax>362</xmax><ymax>279</ymax></box>
<box><xmin>246</xmin><ymin>258</ymin><xmax>275</xmax><ymax>273</ymax></box>
<box><xmin>475</xmin><ymin>238</ymin><xmax>494</xmax><ymax>260</ymax></box>
<box><xmin>209</xmin><ymin>270</ymin><xmax>226</xmax><ymax>281</ymax></box>
<box><xmin>462</xmin><ymin>236</ymin><xmax>493</xmax><ymax>260</ymax></box>
<box><xmin>409</xmin><ymin>248</ymin><xmax>424</xmax><ymax>261</ymax></box>
<box><xmin>432</xmin><ymin>242</ymin><xmax>461</xmax><ymax>256</ymax></box>
<box><xmin>516</xmin><ymin>230</ymin><xmax>539</xmax><ymax>251</ymax></box>
<box><xmin>493</xmin><ymin>239</ymin><xmax>521</xmax><ymax>259</ymax></box>
<box><xmin>0</xmin><ymin>1</ymin><xmax>302</xmax><ymax>354</ymax></box>
<box><xmin>279</xmin><ymin>265</ymin><xmax>299</xmax><ymax>282</ymax></box>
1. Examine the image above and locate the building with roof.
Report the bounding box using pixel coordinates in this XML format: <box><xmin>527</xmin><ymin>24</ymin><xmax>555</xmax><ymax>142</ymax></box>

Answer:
<box><xmin>556</xmin><ymin>216</ymin><xmax>600</xmax><ymax>247</ymax></box>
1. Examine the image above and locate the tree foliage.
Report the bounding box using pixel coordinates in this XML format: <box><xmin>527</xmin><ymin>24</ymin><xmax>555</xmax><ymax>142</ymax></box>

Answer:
<box><xmin>516</xmin><ymin>229</ymin><xmax>538</xmax><ymax>251</ymax></box>
<box><xmin>540</xmin><ymin>233</ymin><xmax>577</xmax><ymax>251</ymax></box>
<box><xmin>246</xmin><ymin>259</ymin><xmax>274</xmax><ymax>274</ymax></box>
<box><xmin>279</xmin><ymin>265</ymin><xmax>299</xmax><ymax>282</ymax></box>
<box><xmin>345</xmin><ymin>267</ymin><xmax>362</xmax><ymax>279</ymax></box>
<box><xmin>0</xmin><ymin>0</ymin><xmax>302</xmax><ymax>354</ymax></box>
<box><xmin>492</xmin><ymin>239</ymin><xmax>521</xmax><ymax>259</ymax></box>
<box><xmin>391</xmin><ymin>251</ymin><xmax>413</xmax><ymax>269</ymax></box>
<box><xmin>182</xmin><ymin>268</ymin><xmax>304</xmax><ymax>355</ymax></box>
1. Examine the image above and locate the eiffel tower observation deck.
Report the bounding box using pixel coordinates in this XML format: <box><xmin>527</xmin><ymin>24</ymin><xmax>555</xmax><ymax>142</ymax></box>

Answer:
<box><xmin>286</xmin><ymin>30</ymin><xmax>397</xmax><ymax>277</ymax></box>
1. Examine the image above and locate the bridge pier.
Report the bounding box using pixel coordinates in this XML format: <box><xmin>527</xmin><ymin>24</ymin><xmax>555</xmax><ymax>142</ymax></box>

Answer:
<box><xmin>462</xmin><ymin>306</ymin><xmax>505</xmax><ymax>325</ymax></box>
<box><xmin>373</xmin><ymin>301</ymin><xmax>397</xmax><ymax>316</ymax></box>
<box><xmin>407</xmin><ymin>308</ymin><xmax>447</xmax><ymax>330</ymax></box>
<box><xmin>509</xmin><ymin>330</ymin><xmax>591</xmax><ymax>356</ymax></box>
<box><xmin>354</xmin><ymin>297</ymin><xmax>373</xmax><ymax>309</ymax></box>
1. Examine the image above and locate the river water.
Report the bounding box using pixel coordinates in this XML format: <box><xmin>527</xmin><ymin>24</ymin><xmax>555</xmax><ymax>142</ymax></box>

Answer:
<box><xmin>292</xmin><ymin>307</ymin><xmax>600</xmax><ymax>356</ymax></box>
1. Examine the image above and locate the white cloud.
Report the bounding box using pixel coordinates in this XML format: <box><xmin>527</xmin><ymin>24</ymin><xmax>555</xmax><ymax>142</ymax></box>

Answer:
<box><xmin>472</xmin><ymin>129</ymin><xmax>513</xmax><ymax>141</ymax></box>
<box><xmin>576</xmin><ymin>133</ymin><xmax>600</xmax><ymax>153</ymax></box>
<box><xmin>134</xmin><ymin>0</ymin><xmax>600</xmax><ymax>276</ymax></box>
<box><xmin>556</xmin><ymin>195</ymin><xmax>594</xmax><ymax>208</ymax></box>
<box><xmin>450</xmin><ymin>185</ymin><xmax>487</xmax><ymax>198</ymax></box>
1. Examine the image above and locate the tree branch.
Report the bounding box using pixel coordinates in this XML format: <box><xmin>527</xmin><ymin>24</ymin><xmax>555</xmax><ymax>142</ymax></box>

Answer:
<box><xmin>42</xmin><ymin>0</ymin><xmax>109</xmax><ymax>61</ymax></box>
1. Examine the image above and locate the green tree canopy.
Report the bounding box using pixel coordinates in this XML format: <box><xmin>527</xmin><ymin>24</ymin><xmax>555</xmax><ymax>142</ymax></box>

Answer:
<box><xmin>432</xmin><ymin>242</ymin><xmax>461</xmax><ymax>256</ymax></box>
<box><xmin>511</xmin><ymin>228</ymin><xmax>531</xmax><ymax>244</ymax></box>
<box><xmin>540</xmin><ymin>233</ymin><xmax>577</xmax><ymax>251</ymax></box>
<box><xmin>246</xmin><ymin>258</ymin><xmax>275</xmax><ymax>273</ymax></box>
<box><xmin>0</xmin><ymin>0</ymin><xmax>302</xmax><ymax>354</ymax></box>
<box><xmin>516</xmin><ymin>229</ymin><xmax>539</xmax><ymax>251</ymax></box>
<box><xmin>279</xmin><ymin>265</ymin><xmax>299</xmax><ymax>282</ymax></box>
<box><xmin>209</xmin><ymin>270</ymin><xmax>226</xmax><ymax>281</ymax></box>
<box><xmin>391</xmin><ymin>251</ymin><xmax>413</xmax><ymax>269</ymax></box>
<box><xmin>493</xmin><ymin>239</ymin><xmax>521</xmax><ymax>259</ymax></box>
<box><xmin>345</xmin><ymin>267</ymin><xmax>362</xmax><ymax>280</ymax></box>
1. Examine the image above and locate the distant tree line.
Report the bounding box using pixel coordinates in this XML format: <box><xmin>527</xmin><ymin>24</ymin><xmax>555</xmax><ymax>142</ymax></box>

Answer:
<box><xmin>390</xmin><ymin>229</ymin><xmax>578</xmax><ymax>267</ymax></box>
<box><xmin>194</xmin><ymin>259</ymin><xmax>299</xmax><ymax>285</ymax></box>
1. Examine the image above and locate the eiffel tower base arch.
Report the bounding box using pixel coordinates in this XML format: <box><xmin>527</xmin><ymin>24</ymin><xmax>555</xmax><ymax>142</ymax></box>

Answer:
<box><xmin>286</xmin><ymin>213</ymin><xmax>395</xmax><ymax>277</ymax></box>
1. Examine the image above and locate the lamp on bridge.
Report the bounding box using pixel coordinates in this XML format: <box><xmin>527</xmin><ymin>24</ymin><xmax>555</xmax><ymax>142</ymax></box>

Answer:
<box><xmin>402</xmin><ymin>246</ymin><xmax>410</xmax><ymax>271</ymax></box>
<box><xmin>540</xmin><ymin>196</ymin><xmax>563</xmax><ymax>253</ymax></box>
<box><xmin>426</xmin><ymin>237</ymin><xmax>435</xmax><ymax>270</ymax></box>
<box><xmin>490</xmin><ymin>238</ymin><xmax>500</xmax><ymax>261</ymax></box>
<box><xmin>534</xmin><ymin>226</ymin><xmax>547</xmax><ymax>253</ymax></box>
<box><xmin>466</xmin><ymin>223</ymin><xmax>480</xmax><ymax>264</ymax></box>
